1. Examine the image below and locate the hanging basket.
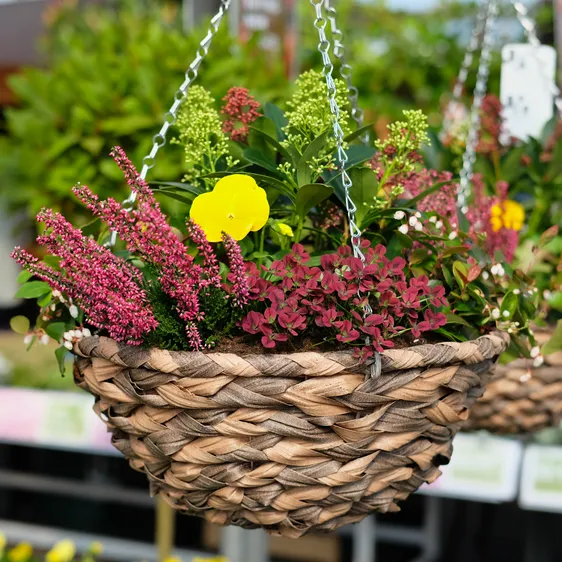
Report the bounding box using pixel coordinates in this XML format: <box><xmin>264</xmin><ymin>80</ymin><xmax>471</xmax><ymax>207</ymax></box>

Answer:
<box><xmin>464</xmin><ymin>330</ymin><xmax>562</xmax><ymax>434</ymax></box>
<box><xmin>73</xmin><ymin>332</ymin><xmax>508</xmax><ymax>537</ymax></box>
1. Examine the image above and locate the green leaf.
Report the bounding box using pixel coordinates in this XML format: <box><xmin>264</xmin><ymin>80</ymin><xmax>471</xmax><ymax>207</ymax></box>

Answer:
<box><xmin>542</xmin><ymin>320</ymin><xmax>562</xmax><ymax>356</ymax></box>
<box><xmin>547</xmin><ymin>291</ymin><xmax>562</xmax><ymax>312</ymax></box>
<box><xmin>15</xmin><ymin>281</ymin><xmax>52</xmax><ymax>299</ymax></box>
<box><xmin>295</xmin><ymin>184</ymin><xmax>334</xmax><ymax>219</ymax></box>
<box><xmin>10</xmin><ymin>315</ymin><xmax>30</xmax><ymax>335</ymax></box>
<box><xmin>264</xmin><ymin>102</ymin><xmax>288</xmax><ymax>140</ymax></box>
<box><xmin>347</xmin><ymin>167</ymin><xmax>380</xmax><ymax>226</ymax></box>
<box><xmin>395</xmin><ymin>232</ymin><xmax>413</xmax><ymax>249</ymax></box>
<box><xmin>248</xmin><ymin>124</ymin><xmax>293</xmax><ymax>163</ymax></box>
<box><xmin>445</xmin><ymin>313</ymin><xmax>473</xmax><ymax>328</ymax></box>
<box><xmin>243</xmin><ymin>148</ymin><xmax>281</xmax><ymax>174</ymax></box>
<box><xmin>344</xmin><ymin>123</ymin><xmax>375</xmax><ymax>143</ymax></box>
<box><xmin>500</xmin><ymin>291</ymin><xmax>519</xmax><ymax>318</ymax></box>
<box><xmin>151</xmin><ymin>181</ymin><xmax>205</xmax><ymax>197</ymax></box>
<box><xmin>452</xmin><ymin>261</ymin><xmax>468</xmax><ymax>289</ymax></box>
<box><xmin>539</xmin><ymin>225</ymin><xmax>559</xmax><ymax>248</ymax></box>
<box><xmin>297</xmin><ymin>131</ymin><xmax>330</xmax><ymax>186</ymax></box>
<box><xmin>55</xmin><ymin>346</ymin><xmax>68</xmax><ymax>375</ymax></box>
<box><xmin>17</xmin><ymin>270</ymin><xmax>32</xmax><ymax>284</ymax></box>
<box><xmin>46</xmin><ymin>322</ymin><xmax>66</xmax><ymax>342</ymax></box>
<box><xmin>99</xmin><ymin>115</ymin><xmax>156</xmax><ymax>135</ymax></box>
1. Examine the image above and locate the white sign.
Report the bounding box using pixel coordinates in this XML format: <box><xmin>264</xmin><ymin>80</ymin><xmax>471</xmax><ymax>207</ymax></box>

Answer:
<box><xmin>519</xmin><ymin>445</ymin><xmax>562</xmax><ymax>513</ymax></box>
<box><xmin>500</xmin><ymin>43</ymin><xmax>556</xmax><ymax>142</ymax></box>
<box><xmin>420</xmin><ymin>433</ymin><xmax>523</xmax><ymax>502</ymax></box>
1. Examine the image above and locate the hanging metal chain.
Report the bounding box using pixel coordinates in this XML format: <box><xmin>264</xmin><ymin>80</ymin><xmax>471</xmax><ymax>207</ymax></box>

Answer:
<box><xmin>457</xmin><ymin>0</ymin><xmax>498</xmax><ymax>214</ymax></box>
<box><xmin>108</xmin><ymin>0</ymin><xmax>231</xmax><ymax>246</ymax></box>
<box><xmin>512</xmin><ymin>0</ymin><xmax>562</xmax><ymax>117</ymax></box>
<box><xmin>442</xmin><ymin>0</ymin><xmax>490</xmax><ymax>138</ymax></box>
<box><xmin>310</xmin><ymin>0</ymin><xmax>364</xmax><ymax>261</ymax></box>
<box><xmin>324</xmin><ymin>0</ymin><xmax>369</xmax><ymax>144</ymax></box>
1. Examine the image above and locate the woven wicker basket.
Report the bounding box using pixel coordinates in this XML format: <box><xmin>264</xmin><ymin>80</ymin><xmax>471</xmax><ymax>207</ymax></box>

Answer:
<box><xmin>73</xmin><ymin>332</ymin><xmax>508</xmax><ymax>537</ymax></box>
<box><xmin>464</xmin><ymin>330</ymin><xmax>562</xmax><ymax>434</ymax></box>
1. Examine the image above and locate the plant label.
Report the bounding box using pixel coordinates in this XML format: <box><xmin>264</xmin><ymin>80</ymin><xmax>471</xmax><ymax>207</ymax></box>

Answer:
<box><xmin>500</xmin><ymin>44</ymin><xmax>556</xmax><ymax>142</ymax></box>
<box><xmin>519</xmin><ymin>445</ymin><xmax>562</xmax><ymax>512</ymax></box>
<box><xmin>419</xmin><ymin>433</ymin><xmax>523</xmax><ymax>502</ymax></box>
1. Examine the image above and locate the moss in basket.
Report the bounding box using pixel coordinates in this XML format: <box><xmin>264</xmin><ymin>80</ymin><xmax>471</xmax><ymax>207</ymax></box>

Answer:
<box><xmin>9</xmin><ymin>78</ymin><xmax>539</xmax><ymax>368</ymax></box>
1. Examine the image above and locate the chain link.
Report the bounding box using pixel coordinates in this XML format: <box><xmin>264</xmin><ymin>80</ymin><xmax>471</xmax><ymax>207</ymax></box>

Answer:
<box><xmin>325</xmin><ymin>0</ymin><xmax>369</xmax><ymax>144</ymax></box>
<box><xmin>442</xmin><ymin>0</ymin><xmax>490</xmax><ymax>138</ymax></box>
<box><xmin>108</xmin><ymin>0</ymin><xmax>231</xmax><ymax>246</ymax></box>
<box><xmin>457</xmin><ymin>0</ymin><xmax>498</xmax><ymax>214</ymax></box>
<box><xmin>512</xmin><ymin>0</ymin><xmax>562</xmax><ymax>117</ymax></box>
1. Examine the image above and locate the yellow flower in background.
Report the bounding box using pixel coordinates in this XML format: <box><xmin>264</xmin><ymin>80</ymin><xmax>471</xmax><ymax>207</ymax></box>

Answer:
<box><xmin>45</xmin><ymin>539</ymin><xmax>75</xmax><ymax>562</ymax></box>
<box><xmin>192</xmin><ymin>558</ymin><xmax>229</xmax><ymax>562</ymax></box>
<box><xmin>190</xmin><ymin>175</ymin><xmax>269</xmax><ymax>242</ymax></box>
<box><xmin>490</xmin><ymin>200</ymin><xmax>525</xmax><ymax>232</ymax></box>
<box><xmin>0</xmin><ymin>533</ymin><xmax>6</xmax><ymax>555</ymax></box>
<box><xmin>276</xmin><ymin>223</ymin><xmax>294</xmax><ymax>237</ymax></box>
<box><xmin>163</xmin><ymin>557</ymin><xmax>183</xmax><ymax>562</ymax></box>
<box><xmin>89</xmin><ymin>542</ymin><xmax>103</xmax><ymax>557</ymax></box>
<box><xmin>7</xmin><ymin>543</ymin><xmax>33</xmax><ymax>562</ymax></box>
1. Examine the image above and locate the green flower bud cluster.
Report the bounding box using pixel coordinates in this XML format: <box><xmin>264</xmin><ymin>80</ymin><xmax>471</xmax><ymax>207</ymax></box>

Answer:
<box><xmin>376</xmin><ymin>109</ymin><xmax>430</xmax><ymax>174</ymax></box>
<box><xmin>173</xmin><ymin>86</ymin><xmax>229</xmax><ymax>182</ymax></box>
<box><xmin>283</xmin><ymin>70</ymin><xmax>352</xmax><ymax>152</ymax></box>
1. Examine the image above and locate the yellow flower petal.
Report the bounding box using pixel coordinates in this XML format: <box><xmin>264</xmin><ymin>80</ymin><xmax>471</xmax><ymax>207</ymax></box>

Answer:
<box><xmin>277</xmin><ymin>223</ymin><xmax>294</xmax><ymax>237</ymax></box>
<box><xmin>190</xmin><ymin>174</ymin><xmax>270</xmax><ymax>242</ymax></box>
<box><xmin>8</xmin><ymin>543</ymin><xmax>33</xmax><ymax>562</ymax></box>
<box><xmin>46</xmin><ymin>540</ymin><xmax>75</xmax><ymax>562</ymax></box>
<box><xmin>489</xmin><ymin>200</ymin><xmax>525</xmax><ymax>232</ymax></box>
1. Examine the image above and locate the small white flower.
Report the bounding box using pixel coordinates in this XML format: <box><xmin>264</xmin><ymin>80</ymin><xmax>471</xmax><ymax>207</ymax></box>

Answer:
<box><xmin>492</xmin><ymin>308</ymin><xmax>501</xmax><ymax>320</ymax></box>
<box><xmin>63</xmin><ymin>331</ymin><xmax>73</xmax><ymax>342</ymax></box>
<box><xmin>398</xmin><ymin>224</ymin><xmax>409</xmax><ymax>235</ymax></box>
<box><xmin>514</xmin><ymin>322</ymin><xmax>520</xmax><ymax>327</ymax></box>
<box><xmin>64</xmin><ymin>341</ymin><xmax>73</xmax><ymax>351</ymax></box>
<box><xmin>482</xmin><ymin>271</ymin><xmax>490</xmax><ymax>280</ymax></box>
<box><xmin>544</xmin><ymin>290</ymin><xmax>553</xmax><ymax>300</ymax></box>
<box><xmin>73</xmin><ymin>330</ymin><xmax>82</xmax><ymax>339</ymax></box>
<box><xmin>409</xmin><ymin>216</ymin><xmax>418</xmax><ymax>227</ymax></box>
<box><xmin>415</xmin><ymin>212</ymin><xmax>422</xmax><ymax>219</ymax></box>
<box><xmin>393</xmin><ymin>211</ymin><xmax>406</xmax><ymax>220</ymax></box>
<box><xmin>533</xmin><ymin>287</ymin><xmax>539</xmax><ymax>293</ymax></box>
<box><xmin>533</xmin><ymin>356</ymin><xmax>544</xmax><ymax>368</ymax></box>
<box><xmin>52</xmin><ymin>290</ymin><xmax>61</xmax><ymax>299</ymax></box>
<box><xmin>502</xmin><ymin>310</ymin><xmax>510</xmax><ymax>318</ymax></box>
<box><xmin>415</xmin><ymin>222</ymin><xmax>423</xmax><ymax>231</ymax></box>
<box><xmin>513</xmin><ymin>289</ymin><xmax>520</xmax><ymax>295</ymax></box>
<box><xmin>82</xmin><ymin>328</ymin><xmax>92</xmax><ymax>338</ymax></box>
<box><xmin>50</xmin><ymin>304</ymin><xmax>56</xmax><ymax>311</ymax></box>
<box><xmin>69</xmin><ymin>305</ymin><xmax>79</xmax><ymax>319</ymax></box>
<box><xmin>40</xmin><ymin>334</ymin><xmax>50</xmax><ymax>345</ymax></box>
<box><xmin>429</xmin><ymin>216</ymin><xmax>437</xmax><ymax>224</ymax></box>
<box><xmin>23</xmin><ymin>334</ymin><xmax>33</xmax><ymax>345</ymax></box>
<box><xmin>530</xmin><ymin>346</ymin><xmax>540</xmax><ymax>359</ymax></box>
<box><xmin>435</xmin><ymin>220</ymin><xmax>443</xmax><ymax>230</ymax></box>
<box><xmin>448</xmin><ymin>231</ymin><xmax>458</xmax><ymax>240</ymax></box>
<box><xmin>508</xmin><ymin>328</ymin><xmax>513</xmax><ymax>334</ymax></box>
<box><xmin>491</xmin><ymin>264</ymin><xmax>500</xmax><ymax>276</ymax></box>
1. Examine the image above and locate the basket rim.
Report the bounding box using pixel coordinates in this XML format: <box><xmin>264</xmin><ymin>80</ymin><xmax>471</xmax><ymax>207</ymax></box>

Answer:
<box><xmin>74</xmin><ymin>331</ymin><xmax>510</xmax><ymax>374</ymax></box>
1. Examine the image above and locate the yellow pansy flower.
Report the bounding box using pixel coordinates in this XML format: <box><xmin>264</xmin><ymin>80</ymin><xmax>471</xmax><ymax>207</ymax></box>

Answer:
<box><xmin>45</xmin><ymin>540</ymin><xmax>75</xmax><ymax>562</ymax></box>
<box><xmin>490</xmin><ymin>199</ymin><xmax>525</xmax><ymax>232</ymax></box>
<box><xmin>190</xmin><ymin>175</ymin><xmax>269</xmax><ymax>242</ymax></box>
<box><xmin>7</xmin><ymin>543</ymin><xmax>33</xmax><ymax>562</ymax></box>
<box><xmin>276</xmin><ymin>223</ymin><xmax>294</xmax><ymax>237</ymax></box>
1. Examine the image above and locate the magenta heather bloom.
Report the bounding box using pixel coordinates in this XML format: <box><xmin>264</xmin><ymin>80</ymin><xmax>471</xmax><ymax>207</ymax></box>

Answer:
<box><xmin>12</xmin><ymin>210</ymin><xmax>158</xmax><ymax>345</ymax></box>
<box><xmin>223</xmin><ymin>233</ymin><xmax>250</xmax><ymax>306</ymax></box>
<box><xmin>186</xmin><ymin>219</ymin><xmax>221</xmax><ymax>288</ymax></box>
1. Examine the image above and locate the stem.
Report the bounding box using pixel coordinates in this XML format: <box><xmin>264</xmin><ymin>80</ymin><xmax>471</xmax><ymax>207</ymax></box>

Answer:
<box><xmin>257</xmin><ymin>227</ymin><xmax>266</xmax><ymax>270</ymax></box>
<box><xmin>294</xmin><ymin>216</ymin><xmax>305</xmax><ymax>243</ymax></box>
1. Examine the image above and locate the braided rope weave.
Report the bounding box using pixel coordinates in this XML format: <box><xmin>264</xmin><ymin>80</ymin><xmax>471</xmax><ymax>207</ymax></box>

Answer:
<box><xmin>74</xmin><ymin>332</ymin><xmax>508</xmax><ymax>537</ymax></box>
<box><xmin>465</xmin><ymin>331</ymin><xmax>562</xmax><ymax>434</ymax></box>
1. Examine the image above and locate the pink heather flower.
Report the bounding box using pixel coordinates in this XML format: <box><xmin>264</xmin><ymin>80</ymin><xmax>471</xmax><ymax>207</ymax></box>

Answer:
<box><xmin>12</xmin><ymin>210</ymin><xmax>158</xmax><ymax>345</ymax></box>
<box><xmin>186</xmin><ymin>219</ymin><xmax>221</xmax><ymax>288</ymax></box>
<box><xmin>221</xmin><ymin>87</ymin><xmax>261</xmax><ymax>143</ymax></box>
<box><xmin>73</xmin><ymin>147</ymin><xmax>206</xmax><ymax>348</ymax></box>
<box><xmin>223</xmin><ymin>233</ymin><xmax>250</xmax><ymax>307</ymax></box>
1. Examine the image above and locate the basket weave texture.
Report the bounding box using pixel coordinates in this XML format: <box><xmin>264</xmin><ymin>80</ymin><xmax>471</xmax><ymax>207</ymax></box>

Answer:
<box><xmin>464</xmin><ymin>347</ymin><xmax>562</xmax><ymax>435</ymax></box>
<box><xmin>74</xmin><ymin>332</ymin><xmax>508</xmax><ymax>537</ymax></box>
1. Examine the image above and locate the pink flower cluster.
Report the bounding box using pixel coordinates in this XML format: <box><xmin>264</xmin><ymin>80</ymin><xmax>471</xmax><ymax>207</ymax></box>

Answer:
<box><xmin>241</xmin><ymin>242</ymin><xmax>448</xmax><ymax>355</ymax></box>
<box><xmin>72</xmin><ymin>147</ymin><xmax>247</xmax><ymax>350</ymax></box>
<box><xmin>404</xmin><ymin>169</ymin><xmax>519</xmax><ymax>262</ymax></box>
<box><xmin>221</xmin><ymin>87</ymin><xmax>261</xmax><ymax>143</ymax></box>
<box><xmin>11</xmin><ymin>211</ymin><xmax>157</xmax><ymax>345</ymax></box>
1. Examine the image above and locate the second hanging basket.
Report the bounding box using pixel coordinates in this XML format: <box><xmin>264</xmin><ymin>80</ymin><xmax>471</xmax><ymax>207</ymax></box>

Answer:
<box><xmin>74</xmin><ymin>332</ymin><xmax>508</xmax><ymax>537</ymax></box>
<box><xmin>464</xmin><ymin>330</ymin><xmax>562</xmax><ymax>434</ymax></box>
